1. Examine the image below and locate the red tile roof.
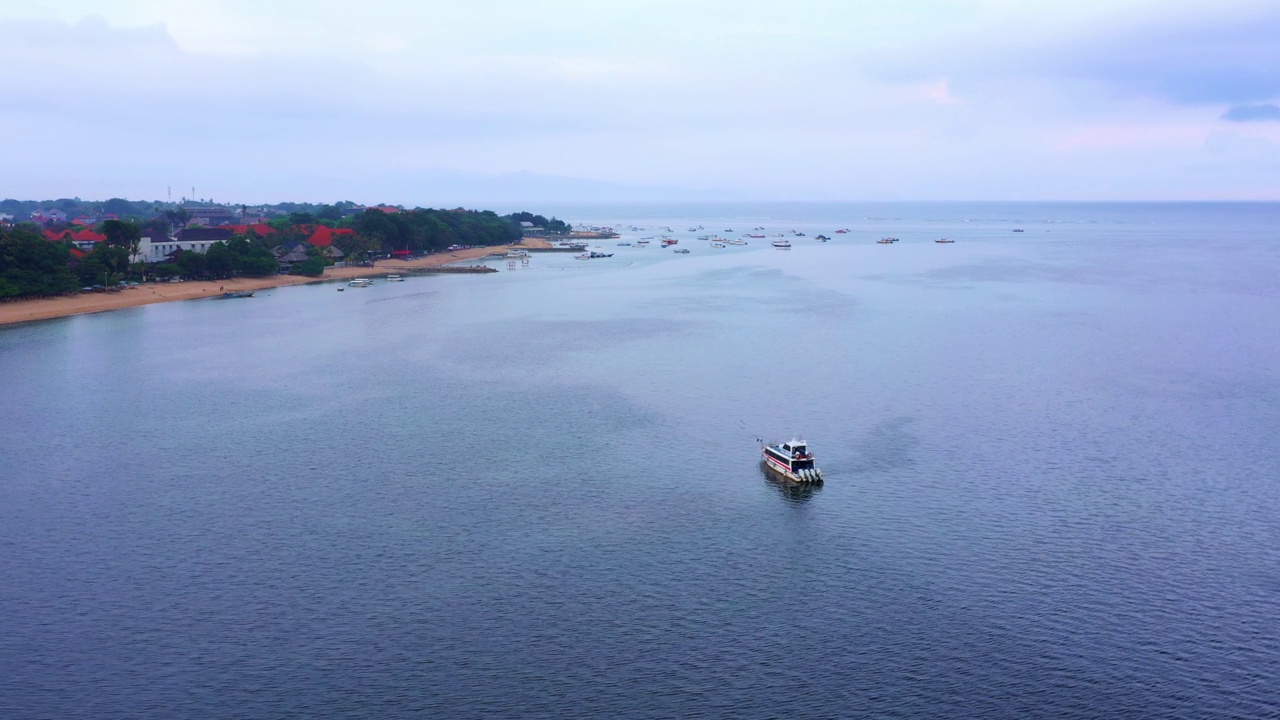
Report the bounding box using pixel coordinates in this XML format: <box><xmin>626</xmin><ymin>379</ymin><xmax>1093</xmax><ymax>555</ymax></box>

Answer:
<box><xmin>305</xmin><ymin>226</ymin><xmax>355</xmax><ymax>247</ymax></box>
<box><xmin>71</xmin><ymin>229</ymin><xmax>107</xmax><ymax>243</ymax></box>
<box><xmin>225</xmin><ymin>223</ymin><xmax>276</xmax><ymax>236</ymax></box>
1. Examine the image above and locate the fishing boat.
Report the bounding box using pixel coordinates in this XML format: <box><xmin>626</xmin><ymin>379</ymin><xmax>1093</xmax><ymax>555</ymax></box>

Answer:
<box><xmin>761</xmin><ymin>438</ymin><xmax>824</xmax><ymax>483</ymax></box>
<box><xmin>771</xmin><ymin>239</ymin><xmax>791</xmax><ymax>248</ymax></box>
<box><xmin>219</xmin><ymin>290</ymin><xmax>255</xmax><ymax>299</ymax></box>
<box><xmin>348</xmin><ymin>278</ymin><xmax>373</xmax><ymax>287</ymax></box>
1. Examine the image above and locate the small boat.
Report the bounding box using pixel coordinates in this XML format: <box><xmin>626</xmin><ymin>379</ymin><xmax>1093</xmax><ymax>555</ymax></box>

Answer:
<box><xmin>576</xmin><ymin>251</ymin><xmax>614</xmax><ymax>259</ymax></box>
<box><xmin>386</xmin><ymin>274</ymin><xmax>405</xmax><ymax>281</ymax></box>
<box><xmin>662</xmin><ymin>239</ymin><xmax>677</xmax><ymax>247</ymax></box>
<box><xmin>636</xmin><ymin>239</ymin><xmax>650</xmax><ymax>245</ymax></box>
<box><xmin>617</xmin><ymin>242</ymin><xmax>632</xmax><ymax>246</ymax></box>
<box><xmin>1012</xmin><ymin>228</ymin><xmax>1025</xmax><ymax>233</ymax></box>
<box><xmin>746</xmin><ymin>234</ymin><xmax>765</xmax><ymax>239</ymax></box>
<box><xmin>219</xmin><ymin>290</ymin><xmax>255</xmax><ymax>299</ymax></box>
<box><xmin>673</xmin><ymin>248</ymin><xmax>690</xmax><ymax>254</ymax></box>
<box><xmin>348</xmin><ymin>278</ymin><xmax>373</xmax><ymax>287</ymax></box>
<box><xmin>771</xmin><ymin>239</ymin><xmax>791</xmax><ymax>248</ymax></box>
<box><xmin>935</xmin><ymin>238</ymin><xmax>954</xmax><ymax>244</ymax></box>
<box><xmin>877</xmin><ymin>237</ymin><xmax>899</xmax><ymax>244</ymax></box>
<box><xmin>761</xmin><ymin>438</ymin><xmax>823</xmax><ymax>483</ymax></box>
<box><xmin>712</xmin><ymin>243</ymin><xmax>725</xmax><ymax>248</ymax></box>
<box><xmin>835</xmin><ymin>229</ymin><xmax>849</xmax><ymax>234</ymax></box>
<box><xmin>337</xmin><ymin>287</ymin><xmax>344</xmax><ymax>292</ymax></box>
<box><xmin>815</xmin><ymin>235</ymin><xmax>829</xmax><ymax>242</ymax></box>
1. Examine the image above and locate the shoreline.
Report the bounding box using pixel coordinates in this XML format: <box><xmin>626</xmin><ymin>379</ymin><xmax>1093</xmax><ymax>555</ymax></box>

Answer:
<box><xmin>0</xmin><ymin>239</ymin><xmax>550</xmax><ymax>327</ymax></box>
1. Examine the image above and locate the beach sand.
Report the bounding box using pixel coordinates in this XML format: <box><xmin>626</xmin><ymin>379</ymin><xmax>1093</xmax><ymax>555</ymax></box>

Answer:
<box><xmin>0</xmin><ymin>239</ymin><xmax>551</xmax><ymax>327</ymax></box>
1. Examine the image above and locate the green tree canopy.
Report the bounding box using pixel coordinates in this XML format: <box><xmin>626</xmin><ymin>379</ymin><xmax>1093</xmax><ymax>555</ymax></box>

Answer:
<box><xmin>0</xmin><ymin>227</ymin><xmax>79</xmax><ymax>298</ymax></box>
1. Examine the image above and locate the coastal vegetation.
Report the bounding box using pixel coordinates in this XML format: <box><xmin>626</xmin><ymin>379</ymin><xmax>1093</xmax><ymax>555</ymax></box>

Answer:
<box><xmin>0</xmin><ymin>226</ymin><xmax>80</xmax><ymax>298</ymax></box>
<box><xmin>0</xmin><ymin>199</ymin><xmax>568</xmax><ymax>300</ymax></box>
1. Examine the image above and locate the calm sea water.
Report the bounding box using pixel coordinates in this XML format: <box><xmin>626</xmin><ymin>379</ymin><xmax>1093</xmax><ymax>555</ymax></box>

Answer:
<box><xmin>3</xmin><ymin>202</ymin><xmax>1279</xmax><ymax>718</ymax></box>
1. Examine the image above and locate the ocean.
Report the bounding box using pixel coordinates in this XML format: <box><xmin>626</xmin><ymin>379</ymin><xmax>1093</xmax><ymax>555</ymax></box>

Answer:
<box><xmin>2</xmin><ymin>202</ymin><xmax>1279</xmax><ymax>718</ymax></box>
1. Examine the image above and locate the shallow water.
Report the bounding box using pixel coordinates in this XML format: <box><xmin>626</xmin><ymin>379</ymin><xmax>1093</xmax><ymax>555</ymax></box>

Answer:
<box><xmin>3</xmin><ymin>203</ymin><xmax>1279</xmax><ymax>718</ymax></box>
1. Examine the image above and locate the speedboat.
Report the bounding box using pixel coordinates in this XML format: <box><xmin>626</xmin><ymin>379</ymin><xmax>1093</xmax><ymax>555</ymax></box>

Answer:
<box><xmin>761</xmin><ymin>439</ymin><xmax>823</xmax><ymax>483</ymax></box>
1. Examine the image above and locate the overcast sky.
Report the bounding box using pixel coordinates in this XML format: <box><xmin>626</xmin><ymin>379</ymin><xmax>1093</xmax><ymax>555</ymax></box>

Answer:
<box><xmin>3</xmin><ymin>0</ymin><xmax>1279</xmax><ymax>205</ymax></box>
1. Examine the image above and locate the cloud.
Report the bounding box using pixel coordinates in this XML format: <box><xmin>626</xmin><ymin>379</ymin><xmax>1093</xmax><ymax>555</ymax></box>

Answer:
<box><xmin>865</xmin><ymin>3</ymin><xmax>1280</xmax><ymax>108</ymax></box>
<box><xmin>1221</xmin><ymin>103</ymin><xmax>1280</xmax><ymax>122</ymax></box>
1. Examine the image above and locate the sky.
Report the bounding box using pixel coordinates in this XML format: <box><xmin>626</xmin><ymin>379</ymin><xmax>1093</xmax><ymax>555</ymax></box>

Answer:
<box><xmin>2</xmin><ymin>0</ymin><xmax>1279</xmax><ymax>205</ymax></box>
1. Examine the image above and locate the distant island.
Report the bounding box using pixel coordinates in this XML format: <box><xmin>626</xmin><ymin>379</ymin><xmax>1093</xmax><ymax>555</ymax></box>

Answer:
<box><xmin>0</xmin><ymin>197</ymin><xmax>574</xmax><ymax>301</ymax></box>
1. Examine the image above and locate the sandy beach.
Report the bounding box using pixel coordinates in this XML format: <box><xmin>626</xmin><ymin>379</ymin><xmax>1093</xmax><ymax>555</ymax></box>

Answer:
<box><xmin>0</xmin><ymin>239</ymin><xmax>551</xmax><ymax>327</ymax></box>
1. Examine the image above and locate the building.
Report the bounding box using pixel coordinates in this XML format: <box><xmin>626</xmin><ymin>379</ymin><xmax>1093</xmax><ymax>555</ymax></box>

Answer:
<box><xmin>135</xmin><ymin>227</ymin><xmax>234</xmax><ymax>263</ymax></box>
<box><xmin>183</xmin><ymin>206</ymin><xmax>239</xmax><ymax>227</ymax></box>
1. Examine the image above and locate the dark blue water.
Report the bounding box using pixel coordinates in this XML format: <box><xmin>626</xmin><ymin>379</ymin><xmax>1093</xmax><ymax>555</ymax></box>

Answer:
<box><xmin>3</xmin><ymin>203</ymin><xmax>1279</xmax><ymax>718</ymax></box>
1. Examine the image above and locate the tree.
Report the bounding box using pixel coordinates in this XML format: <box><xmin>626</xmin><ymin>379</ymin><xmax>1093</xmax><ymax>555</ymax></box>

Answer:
<box><xmin>102</xmin><ymin>198</ymin><xmax>134</xmax><ymax>216</ymax></box>
<box><xmin>205</xmin><ymin>241</ymin><xmax>237</xmax><ymax>278</ymax></box>
<box><xmin>102</xmin><ymin>219</ymin><xmax>142</xmax><ymax>260</ymax></box>
<box><xmin>175</xmin><ymin>249</ymin><xmax>206</xmax><ymax>278</ymax></box>
<box><xmin>238</xmin><ymin>247</ymin><xmax>279</xmax><ymax>276</ymax></box>
<box><xmin>0</xmin><ymin>227</ymin><xmax>79</xmax><ymax>298</ymax></box>
<box><xmin>316</xmin><ymin>205</ymin><xmax>342</xmax><ymax>222</ymax></box>
<box><xmin>290</xmin><ymin>256</ymin><xmax>326</xmax><ymax>277</ymax></box>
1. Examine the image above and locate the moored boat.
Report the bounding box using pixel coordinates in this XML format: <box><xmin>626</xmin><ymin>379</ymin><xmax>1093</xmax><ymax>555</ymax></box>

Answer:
<box><xmin>386</xmin><ymin>274</ymin><xmax>405</xmax><ymax>281</ymax></box>
<box><xmin>771</xmin><ymin>239</ymin><xmax>791</xmax><ymax>248</ymax></box>
<box><xmin>219</xmin><ymin>290</ymin><xmax>255</xmax><ymax>299</ymax></box>
<box><xmin>348</xmin><ymin>278</ymin><xmax>373</xmax><ymax>287</ymax></box>
<box><xmin>935</xmin><ymin>238</ymin><xmax>954</xmax><ymax>243</ymax></box>
<box><xmin>761</xmin><ymin>438</ymin><xmax>823</xmax><ymax>483</ymax></box>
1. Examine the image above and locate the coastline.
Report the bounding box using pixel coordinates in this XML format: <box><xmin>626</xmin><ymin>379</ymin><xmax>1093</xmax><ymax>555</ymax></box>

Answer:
<box><xmin>0</xmin><ymin>239</ymin><xmax>550</xmax><ymax>327</ymax></box>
